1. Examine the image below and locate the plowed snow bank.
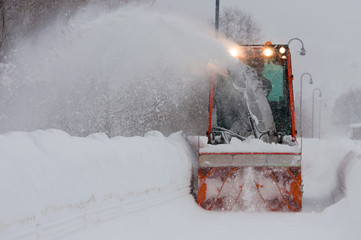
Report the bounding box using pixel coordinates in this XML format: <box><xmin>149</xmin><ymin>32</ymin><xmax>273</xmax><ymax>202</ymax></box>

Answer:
<box><xmin>0</xmin><ymin>130</ymin><xmax>195</xmax><ymax>229</ymax></box>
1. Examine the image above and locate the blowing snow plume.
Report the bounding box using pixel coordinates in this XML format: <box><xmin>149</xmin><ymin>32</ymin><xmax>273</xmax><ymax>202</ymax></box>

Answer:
<box><xmin>0</xmin><ymin>5</ymin><xmax>235</xmax><ymax>137</ymax></box>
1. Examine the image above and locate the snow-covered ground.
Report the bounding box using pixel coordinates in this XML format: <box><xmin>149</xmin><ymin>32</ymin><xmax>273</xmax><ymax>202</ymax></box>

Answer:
<box><xmin>0</xmin><ymin>130</ymin><xmax>360</xmax><ymax>240</ymax></box>
<box><xmin>0</xmin><ymin>1</ymin><xmax>360</xmax><ymax>240</ymax></box>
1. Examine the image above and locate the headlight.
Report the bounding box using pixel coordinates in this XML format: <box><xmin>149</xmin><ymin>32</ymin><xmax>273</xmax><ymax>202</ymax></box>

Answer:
<box><xmin>263</xmin><ymin>48</ymin><xmax>274</xmax><ymax>57</ymax></box>
<box><xmin>229</xmin><ymin>47</ymin><xmax>240</xmax><ymax>58</ymax></box>
<box><xmin>279</xmin><ymin>47</ymin><xmax>286</xmax><ymax>54</ymax></box>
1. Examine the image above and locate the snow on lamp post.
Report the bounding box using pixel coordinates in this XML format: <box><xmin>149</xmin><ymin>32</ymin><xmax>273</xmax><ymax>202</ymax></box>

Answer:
<box><xmin>288</xmin><ymin>38</ymin><xmax>306</xmax><ymax>56</ymax></box>
<box><xmin>300</xmin><ymin>73</ymin><xmax>313</xmax><ymax>137</ymax></box>
<box><xmin>312</xmin><ymin>88</ymin><xmax>322</xmax><ymax>138</ymax></box>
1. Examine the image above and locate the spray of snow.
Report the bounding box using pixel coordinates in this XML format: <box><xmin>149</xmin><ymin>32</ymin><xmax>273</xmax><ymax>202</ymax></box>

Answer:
<box><xmin>0</xmin><ymin>5</ymin><xmax>238</xmax><ymax>137</ymax></box>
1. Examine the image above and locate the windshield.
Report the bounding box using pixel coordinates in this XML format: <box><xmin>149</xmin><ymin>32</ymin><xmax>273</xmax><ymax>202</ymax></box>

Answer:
<box><xmin>211</xmin><ymin>46</ymin><xmax>292</xmax><ymax>140</ymax></box>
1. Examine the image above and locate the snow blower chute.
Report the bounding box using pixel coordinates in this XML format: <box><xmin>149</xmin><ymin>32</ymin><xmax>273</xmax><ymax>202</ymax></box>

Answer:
<box><xmin>193</xmin><ymin>42</ymin><xmax>302</xmax><ymax>211</ymax></box>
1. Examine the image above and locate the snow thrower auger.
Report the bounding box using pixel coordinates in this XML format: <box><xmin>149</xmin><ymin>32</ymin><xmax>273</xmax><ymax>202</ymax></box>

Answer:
<box><xmin>192</xmin><ymin>42</ymin><xmax>302</xmax><ymax>212</ymax></box>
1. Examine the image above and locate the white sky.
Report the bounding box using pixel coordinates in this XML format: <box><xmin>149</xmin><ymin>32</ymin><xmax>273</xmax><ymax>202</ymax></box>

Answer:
<box><xmin>156</xmin><ymin>0</ymin><xmax>361</xmax><ymax>101</ymax></box>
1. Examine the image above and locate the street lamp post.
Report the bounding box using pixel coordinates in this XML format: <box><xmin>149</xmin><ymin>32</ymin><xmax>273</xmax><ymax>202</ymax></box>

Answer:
<box><xmin>318</xmin><ymin>100</ymin><xmax>327</xmax><ymax>139</ymax></box>
<box><xmin>215</xmin><ymin>0</ymin><xmax>220</xmax><ymax>34</ymax></box>
<box><xmin>288</xmin><ymin>38</ymin><xmax>306</xmax><ymax>56</ymax></box>
<box><xmin>312</xmin><ymin>88</ymin><xmax>322</xmax><ymax>138</ymax></box>
<box><xmin>300</xmin><ymin>73</ymin><xmax>313</xmax><ymax>136</ymax></box>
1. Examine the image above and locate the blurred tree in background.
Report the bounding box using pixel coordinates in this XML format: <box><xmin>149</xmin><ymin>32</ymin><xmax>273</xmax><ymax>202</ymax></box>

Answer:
<box><xmin>333</xmin><ymin>87</ymin><xmax>361</xmax><ymax>127</ymax></box>
<box><xmin>0</xmin><ymin>0</ymin><xmax>152</xmax><ymax>56</ymax></box>
<box><xmin>0</xmin><ymin>0</ymin><xmax>7</xmax><ymax>52</ymax></box>
<box><xmin>218</xmin><ymin>6</ymin><xmax>262</xmax><ymax>44</ymax></box>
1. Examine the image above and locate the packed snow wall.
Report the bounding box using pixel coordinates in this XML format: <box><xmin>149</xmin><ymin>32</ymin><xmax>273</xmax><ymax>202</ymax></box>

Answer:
<box><xmin>302</xmin><ymin>138</ymin><xmax>361</xmax><ymax>214</ymax></box>
<box><xmin>0</xmin><ymin>129</ymin><xmax>197</xmax><ymax>239</ymax></box>
<box><xmin>0</xmin><ymin>5</ymin><xmax>237</xmax><ymax>137</ymax></box>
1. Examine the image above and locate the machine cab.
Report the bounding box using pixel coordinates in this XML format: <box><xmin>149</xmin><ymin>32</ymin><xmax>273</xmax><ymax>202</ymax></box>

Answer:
<box><xmin>208</xmin><ymin>43</ymin><xmax>297</xmax><ymax>144</ymax></box>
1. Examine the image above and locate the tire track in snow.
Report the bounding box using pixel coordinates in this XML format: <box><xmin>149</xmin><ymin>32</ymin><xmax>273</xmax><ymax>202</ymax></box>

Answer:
<box><xmin>0</xmin><ymin>183</ymin><xmax>190</xmax><ymax>240</ymax></box>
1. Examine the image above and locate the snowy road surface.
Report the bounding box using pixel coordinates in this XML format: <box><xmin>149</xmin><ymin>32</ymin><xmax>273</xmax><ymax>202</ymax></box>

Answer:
<box><xmin>67</xmin><ymin>139</ymin><xmax>361</xmax><ymax>240</ymax></box>
<box><xmin>66</xmin><ymin>195</ymin><xmax>356</xmax><ymax>240</ymax></box>
<box><xmin>0</xmin><ymin>130</ymin><xmax>360</xmax><ymax>240</ymax></box>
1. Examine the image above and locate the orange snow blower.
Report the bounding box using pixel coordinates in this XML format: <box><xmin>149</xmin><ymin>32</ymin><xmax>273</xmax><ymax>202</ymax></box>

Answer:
<box><xmin>193</xmin><ymin>42</ymin><xmax>302</xmax><ymax>212</ymax></box>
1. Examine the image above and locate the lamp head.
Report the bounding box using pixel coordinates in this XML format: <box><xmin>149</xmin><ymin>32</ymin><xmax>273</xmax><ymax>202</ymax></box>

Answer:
<box><xmin>300</xmin><ymin>47</ymin><xmax>306</xmax><ymax>56</ymax></box>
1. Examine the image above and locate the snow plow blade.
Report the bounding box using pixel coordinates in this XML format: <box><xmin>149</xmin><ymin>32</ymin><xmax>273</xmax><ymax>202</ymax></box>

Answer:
<box><xmin>197</xmin><ymin>152</ymin><xmax>302</xmax><ymax>211</ymax></box>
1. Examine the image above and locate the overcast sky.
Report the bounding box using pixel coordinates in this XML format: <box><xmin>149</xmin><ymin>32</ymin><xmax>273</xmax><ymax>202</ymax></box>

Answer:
<box><xmin>156</xmin><ymin>0</ymin><xmax>361</xmax><ymax>101</ymax></box>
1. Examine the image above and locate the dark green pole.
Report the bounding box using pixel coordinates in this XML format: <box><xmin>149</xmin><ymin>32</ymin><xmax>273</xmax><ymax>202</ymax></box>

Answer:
<box><xmin>215</xmin><ymin>0</ymin><xmax>220</xmax><ymax>32</ymax></box>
